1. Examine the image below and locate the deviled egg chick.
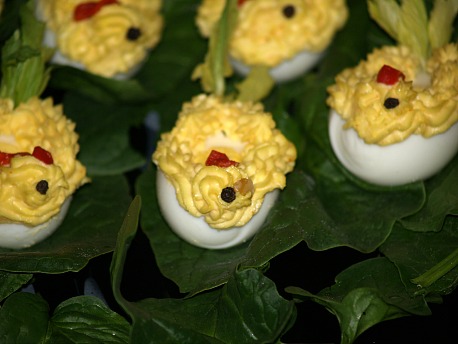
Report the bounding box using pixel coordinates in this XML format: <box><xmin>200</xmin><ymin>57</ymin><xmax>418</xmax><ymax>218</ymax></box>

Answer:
<box><xmin>196</xmin><ymin>0</ymin><xmax>348</xmax><ymax>83</ymax></box>
<box><xmin>0</xmin><ymin>97</ymin><xmax>88</xmax><ymax>249</ymax></box>
<box><xmin>36</xmin><ymin>0</ymin><xmax>164</xmax><ymax>79</ymax></box>
<box><xmin>327</xmin><ymin>44</ymin><xmax>458</xmax><ymax>186</ymax></box>
<box><xmin>153</xmin><ymin>94</ymin><xmax>296</xmax><ymax>249</ymax></box>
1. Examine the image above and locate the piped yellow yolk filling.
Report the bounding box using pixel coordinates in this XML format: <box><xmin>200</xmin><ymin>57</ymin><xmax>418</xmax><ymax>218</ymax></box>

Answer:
<box><xmin>327</xmin><ymin>44</ymin><xmax>458</xmax><ymax>145</ymax></box>
<box><xmin>153</xmin><ymin>94</ymin><xmax>297</xmax><ymax>229</ymax></box>
<box><xmin>0</xmin><ymin>97</ymin><xmax>88</xmax><ymax>226</ymax></box>
<box><xmin>196</xmin><ymin>0</ymin><xmax>348</xmax><ymax>67</ymax></box>
<box><xmin>38</xmin><ymin>0</ymin><xmax>163</xmax><ymax>77</ymax></box>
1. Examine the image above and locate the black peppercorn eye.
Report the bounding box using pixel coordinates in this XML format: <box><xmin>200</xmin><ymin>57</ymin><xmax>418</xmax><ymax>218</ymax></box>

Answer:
<box><xmin>282</xmin><ymin>5</ymin><xmax>296</xmax><ymax>18</ymax></box>
<box><xmin>36</xmin><ymin>180</ymin><xmax>49</xmax><ymax>195</ymax></box>
<box><xmin>384</xmin><ymin>97</ymin><xmax>400</xmax><ymax>109</ymax></box>
<box><xmin>221</xmin><ymin>187</ymin><xmax>236</xmax><ymax>203</ymax></box>
<box><xmin>126</xmin><ymin>27</ymin><xmax>142</xmax><ymax>41</ymax></box>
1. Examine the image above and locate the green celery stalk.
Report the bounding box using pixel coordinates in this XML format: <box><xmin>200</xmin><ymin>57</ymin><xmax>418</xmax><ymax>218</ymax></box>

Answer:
<box><xmin>0</xmin><ymin>0</ymin><xmax>51</xmax><ymax>107</ymax></box>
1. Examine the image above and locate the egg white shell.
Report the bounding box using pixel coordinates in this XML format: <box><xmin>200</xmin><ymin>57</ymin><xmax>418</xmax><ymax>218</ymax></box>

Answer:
<box><xmin>156</xmin><ymin>170</ymin><xmax>278</xmax><ymax>249</ymax></box>
<box><xmin>230</xmin><ymin>49</ymin><xmax>323</xmax><ymax>83</ymax></box>
<box><xmin>0</xmin><ymin>197</ymin><xmax>72</xmax><ymax>249</ymax></box>
<box><xmin>328</xmin><ymin>109</ymin><xmax>458</xmax><ymax>186</ymax></box>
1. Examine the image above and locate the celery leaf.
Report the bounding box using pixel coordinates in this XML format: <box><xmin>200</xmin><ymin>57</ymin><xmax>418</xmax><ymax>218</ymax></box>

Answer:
<box><xmin>429</xmin><ymin>0</ymin><xmax>458</xmax><ymax>49</ymax></box>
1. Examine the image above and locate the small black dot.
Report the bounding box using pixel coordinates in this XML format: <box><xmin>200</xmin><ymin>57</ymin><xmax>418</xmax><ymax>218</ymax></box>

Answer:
<box><xmin>126</xmin><ymin>27</ymin><xmax>142</xmax><ymax>41</ymax></box>
<box><xmin>221</xmin><ymin>187</ymin><xmax>236</xmax><ymax>203</ymax></box>
<box><xmin>282</xmin><ymin>5</ymin><xmax>296</xmax><ymax>18</ymax></box>
<box><xmin>384</xmin><ymin>97</ymin><xmax>400</xmax><ymax>109</ymax></box>
<box><xmin>36</xmin><ymin>180</ymin><xmax>49</xmax><ymax>195</ymax></box>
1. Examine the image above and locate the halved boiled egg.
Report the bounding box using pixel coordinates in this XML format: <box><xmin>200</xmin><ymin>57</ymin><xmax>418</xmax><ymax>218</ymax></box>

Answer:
<box><xmin>0</xmin><ymin>97</ymin><xmax>88</xmax><ymax>249</ymax></box>
<box><xmin>152</xmin><ymin>94</ymin><xmax>296</xmax><ymax>249</ymax></box>
<box><xmin>35</xmin><ymin>0</ymin><xmax>164</xmax><ymax>79</ymax></box>
<box><xmin>0</xmin><ymin>197</ymin><xmax>71</xmax><ymax>249</ymax></box>
<box><xmin>196</xmin><ymin>0</ymin><xmax>348</xmax><ymax>83</ymax></box>
<box><xmin>327</xmin><ymin>45</ymin><xmax>458</xmax><ymax>186</ymax></box>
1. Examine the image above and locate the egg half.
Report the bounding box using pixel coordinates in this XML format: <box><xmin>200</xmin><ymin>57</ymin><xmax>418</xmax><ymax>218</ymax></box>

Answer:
<box><xmin>327</xmin><ymin>44</ymin><xmax>458</xmax><ymax>186</ymax></box>
<box><xmin>0</xmin><ymin>197</ymin><xmax>71</xmax><ymax>249</ymax></box>
<box><xmin>152</xmin><ymin>95</ymin><xmax>296</xmax><ymax>249</ymax></box>
<box><xmin>196</xmin><ymin>0</ymin><xmax>348</xmax><ymax>83</ymax></box>
<box><xmin>0</xmin><ymin>97</ymin><xmax>88</xmax><ymax>249</ymax></box>
<box><xmin>36</xmin><ymin>0</ymin><xmax>164</xmax><ymax>79</ymax></box>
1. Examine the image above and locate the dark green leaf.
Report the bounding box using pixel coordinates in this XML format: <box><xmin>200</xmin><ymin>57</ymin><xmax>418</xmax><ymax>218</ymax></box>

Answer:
<box><xmin>48</xmin><ymin>66</ymin><xmax>152</xmax><ymax>104</ymax></box>
<box><xmin>0</xmin><ymin>0</ymin><xmax>25</xmax><ymax>43</ymax></box>
<box><xmin>0</xmin><ymin>272</ymin><xmax>32</xmax><ymax>303</ymax></box>
<box><xmin>262</xmin><ymin>79</ymin><xmax>307</xmax><ymax>157</ymax></box>
<box><xmin>287</xmin><ymin>285</ymin><xmax>408</xmax><ymax>344</ymax></box>
<box><xmin>286</xmin><ymin>257</ymin><xmax>431</xmax><ymax>344</ymax></box>
<box><xmin>111</xmin><ymin>196</ymin><xmax>142</xmax><ymax>317</ymax></box>
<box><xmin>126</xmin><ymin>269</ymin><xmax>295</xmax><ymax>344</ymax></box>
<box><xmin>400</xmin><ymin>155</ymin><xmax>458</xmax><ymax>232</ymax></box>
<box><xmin>0</xmin><ymin>175</ymin><xmax>131</xmax><ymax>273</ymax></box>
<box><xmin>381</xmin><ymin>217</ymin><xmax>458</xmax><ymax>296</ymax></box>
<box><xmin>62</xmin><ymin>93</ymin><xmax>147</xmax><ymax>175</ymax></box>
<box><xmin>0</xmin><ymin>292</ymin><xmax>49</xmax><ymax>344</ymax></box>
<box><xmin>0</xmin><ymin>293</ymin><xmax>130</xmax><ymax>344</ymax></box>
<box><xmin>136</xmin><ymin>0</ymin><xmax>206</xmax><ymax>99</ymax></box>
<box><xmin>50</xmin><ymin>296</ymin><xmax>130</xmax><ymax>343</ymax></box>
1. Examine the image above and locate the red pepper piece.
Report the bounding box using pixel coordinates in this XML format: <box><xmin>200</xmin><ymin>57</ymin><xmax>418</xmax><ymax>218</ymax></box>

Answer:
<box><xmin>238</xmin><ymin>0</ymin><xmax>248</xmax><ymax>7</ymax></box>
<box><xmin>74</xmin><ymin>0</ymin><xmax>118</xmax><ymax>21</ymax></box>
<box><xmin>205</xmin><ymin>150</ymin><xmax>238</xmax><ymax>168</ymax></box>
<box><xmin>32</xmin><ymin>146</ymin><xmax>54</xmax><ymax>165</ymax></box>
<box><xmin>0</xmin><ymin>151</ymin><xmax>29</xmax><ymax>166</ymax></box>
<box><xmin>0</xmin><ymin>152</ymin><xmax>12</xmax><ymax>166</ymax></box>
<box><xmin>0</xmin><ymin>146</ymin><xmax>53</xmax><ymax>166</ymax></box>
<box><xmin>376</xmin><ymin>65</ymin><xmax>405</xmax><ymax>85</ymax></box>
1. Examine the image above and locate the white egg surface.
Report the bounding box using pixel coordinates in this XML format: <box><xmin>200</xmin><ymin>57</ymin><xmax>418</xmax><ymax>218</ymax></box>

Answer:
<box><xmin>230</xmin><ymin>49</ymin><xmax>324</xmax><ymax>83</ymax></box>
<box><xmin>329</xmin><ymin>110</ymin><xmax>458</xmax><ymax>186</ymax></box>
<box><xmin>0</xmin><ymin>197</ymin><xmax>71</xmax><ymax>249</ymax></box>
<box><xmin>157</xmin><ymin>171</ymin><xmax>278</xmax><ymax>249</ymax></box>
<box><xmin>153</xmin><ymin>94</ymin><xmax>296</xmax><ymax>249</ymax></box>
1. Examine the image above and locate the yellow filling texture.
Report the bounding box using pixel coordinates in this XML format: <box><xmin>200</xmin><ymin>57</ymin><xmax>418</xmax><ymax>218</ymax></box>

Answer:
<box><xmin>0</xmin><ymin>97</ymin><xmax>88</xmax><ymax>226</ymax></box>
<box><xmin>196</xmin><ymin>0</ymin><xmax>348</xmax><ymax>67</ymax></box>
<box><xmin>38</xmin><ymin>0</ymin><xmax>163</xmax><ymax>77</ymax></box>
<box><xmin>153</xmin><ymin>94</ymin><xmax>296</xmax><ymax>229</ymax></box>
<box><xmin>327</xmin><ymin>44</ymin><xmax>458</xmax><ymax>145</ymax></box>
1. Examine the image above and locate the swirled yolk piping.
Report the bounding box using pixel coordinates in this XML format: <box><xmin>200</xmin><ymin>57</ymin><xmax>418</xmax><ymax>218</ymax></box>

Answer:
<box><xmin>196</xmin><ymin>0</ymin><xmax>348</xmax><ymax>67</ymax></box>
<box><xmin>153</xmin><ymin>94</ymin><xmax>297</xmax><ymax>229</ymax></box>
<box><xmin>327</xmin><ymin>44</ymin><xmax>458</xmax><ymax>145</ymax></box>
<box><xmin>0</xmin><ymin>97</ymin><xmax>88</xmax><ymax>226</ymax></box>
<box><xmin>38</xmin><ymin>0</ymin><xmax>163</xmax><ymax>77</ymax></box>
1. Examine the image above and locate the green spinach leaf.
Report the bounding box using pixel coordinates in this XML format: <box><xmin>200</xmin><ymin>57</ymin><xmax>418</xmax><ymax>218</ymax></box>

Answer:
<box><xmin>0</xmin><ymin>272</ymin><xmax>32</xmax><ymax>303</ymax></box>
<box><xmin>0</xmin><ymin>293</ymin><xmax>130</xmax><ymax>344</ymax></box>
